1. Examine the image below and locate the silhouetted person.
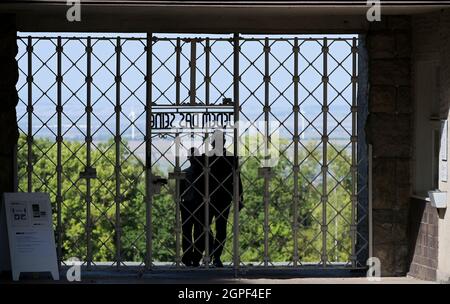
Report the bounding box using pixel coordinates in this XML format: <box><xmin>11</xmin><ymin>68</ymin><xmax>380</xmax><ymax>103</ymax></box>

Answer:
<box><xmin>207</xmin><ymin>130</ymin><xmax>243</xmax><ymax>267</ymax></box>
<box><xmin>180</xmin><ymin>148</ymin><xmax>204</xmax><ymax>267</ymax></box>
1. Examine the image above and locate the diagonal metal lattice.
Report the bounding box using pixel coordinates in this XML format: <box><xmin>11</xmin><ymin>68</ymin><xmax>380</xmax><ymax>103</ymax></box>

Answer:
<box><xmin>16</xmin><ymin>33</ymin><xmax>369</xmax><ymax>271</ymax></box>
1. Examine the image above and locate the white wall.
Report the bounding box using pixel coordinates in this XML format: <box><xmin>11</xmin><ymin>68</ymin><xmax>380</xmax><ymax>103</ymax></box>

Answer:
<box><xmin>437</xmin><ymin>10</ymin><xmax>450</xmax><ymax>284</ymax></box>
<box><xmin>413</xmin><ymin>10</ymin><xmax>450</xmax><ymax>283</ymax></box>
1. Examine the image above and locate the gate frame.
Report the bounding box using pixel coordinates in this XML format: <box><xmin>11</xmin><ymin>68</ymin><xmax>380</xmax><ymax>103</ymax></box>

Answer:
<box><xmin>14</xmin><ymin>32</ymin><xmax>371</xmax><ymax>273</ymax></box>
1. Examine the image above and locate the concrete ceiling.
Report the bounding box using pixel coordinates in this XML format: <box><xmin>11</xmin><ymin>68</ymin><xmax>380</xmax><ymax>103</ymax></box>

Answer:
<box><xmin>1</xmin><ymin>1</ymin><xmax>449</xmax><ymax>33</ymax></box>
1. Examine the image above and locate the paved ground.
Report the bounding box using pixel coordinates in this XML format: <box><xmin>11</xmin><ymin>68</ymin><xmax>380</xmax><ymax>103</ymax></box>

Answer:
<box><xmin>80</xmin><ymin>276</ymin><xmax>433</xmax><ymax>284</ymax></box>
<box><xmin>235</xmin><ymin>277</ymin><xmax>434</xmax><ymax>284</ymax></box>
<box><xmin>0</xmin><ymin>268</ymin><xmax>436</xmax><ymax>284</ymax></box>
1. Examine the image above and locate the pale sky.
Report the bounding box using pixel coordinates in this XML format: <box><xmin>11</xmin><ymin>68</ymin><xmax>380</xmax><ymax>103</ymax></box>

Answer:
<box><xmin>16</xmin><ymin>32</ymin><xmax>357</xmax><ymax>142</ymax></box>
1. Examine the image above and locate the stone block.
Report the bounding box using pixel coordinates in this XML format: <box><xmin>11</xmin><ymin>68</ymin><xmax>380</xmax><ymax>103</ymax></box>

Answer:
<box><xmin>372</xmin><ymin>209</ymin><xmax>394</xmax><ymax>245</ymax></box>
<box><xmin>393</xmin><ymin>222</ymin><xmax>408</xmax><ymax>243</ymax></box>
<box><xmin>372</xmin><ymin>158</ymin><xmax>396</xmax><ymax>209</ymax></box>
<box><xmin>373</xmin><ymin>244</ymin><xmax>395</xmax><ymax>276</ymax></box>
<box><xmin>368</xmin><ymin>32</ymin><xmax>396</xmax><ymax>59</ymax></box>
<box><xmin>0</xmin><ymin>155</ymin><xmax>14</xmax><ymax>194</ymax></box>
<box><xmin>409</xmin><ymin>263</ymin><xmax>436</xmax><ymax>281</ymax></box>
<box><xmin>373</xmin><ymin>221</ymin><xmax>394</xmax><ymax>245</ymax></box>
<box><xmin>387</xmin><ymin>16</ymin><xmax>411</xmax><ymax>30</ymax></box>
<box><xmin>395</xmin><ymin>31</ymin><xmax>412</xmax><ymax>58</ymax></box>
<box><xmin>394</xmin><ymin>244</ymin><xmax>409</xmax><ymax>275</ymax></box>
<box><xmin>371</xmin><ymin>134</ymin><xmax>412</xmax><ymax>159</ymax></box>
<box><xmin>0</xmin><ymin>86</ymin><xmax>19</xmax><ymax>111</ymax></box>
<box><xmin>428</xmin><ymin>236</ymin><xmax>438</xmax><ymax>250</ymax></box>
<box><xmin>428</xmin><ymin>211</ymin><xmax>438</xmax><ymax>226</ymax></box>
<box><xmin>0</xmin><ymin>59</ymin><xmax>18</xmax><ymax>86</ymax></box>
<box><xmin>396</xmin><ymin>158</ymin><xmax>411</xmax><ymax>185</ymax></box>
<box><xmin>368</xmin><ymin>18</ymin><xmax>389</xmax><ymax>32</ymax></box>
<box><xmin>0</xmin><ymin>111</ymin><xmax>18</xmax><ymax>155</ymax></box>
<box><xmin>370</xmin><ymin>59</ymin><xmax>411</xmax><ymax>86</ymax></box>
<box><xmin>0</xmin><ymin>14</ymin><xmax>16</xmax><ymax>35</ymax></box>
<box><xmin>369</xmin><ymin>85</ymin><xmax>396</xmax><ymax>113</ymax></box>
<box><xmin>396</xmin><ymin>185</ymin><xmax>411</xmax><ymax>209</ymax></box>
<box><xmin>396</xmin><ymin>86</ymin><xmax>412</xmax><ymax>113</ymax></box>
<box><xmin>369</xmin><ymin>113</ymin><xmax>412</xmax><ymax>158</ymax></box>
<box><xmin>0</xmin><ymin>33</ymin><xmax>17</xmax><ymax>56</ymax></box>
<box><xmin>0</xmin><ymin>14</ymin><xmax>18</xmax><ymax>197</ymax></box>
<box><xmin>393</xmin><ymin>208</ymin><xmax>409</xmax><ymax>225</ymax></box>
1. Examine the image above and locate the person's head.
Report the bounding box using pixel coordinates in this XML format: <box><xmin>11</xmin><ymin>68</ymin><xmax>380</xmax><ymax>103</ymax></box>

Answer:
<box><xmin>211</xmin><ymin>130</ymin><xmax>226</xmax><ymax>150</ymax></box>
<box><xmin>187</xmin><ymin>147</ymin><xmax>199</xmax><ymax>164</ymax></box>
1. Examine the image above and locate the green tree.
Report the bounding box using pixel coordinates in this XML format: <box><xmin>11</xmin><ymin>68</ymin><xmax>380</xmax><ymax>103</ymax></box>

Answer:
<box><xmin>17</xmin><ymin>134</ymin><xmax>354</xmax><ymax>264</ymax></box>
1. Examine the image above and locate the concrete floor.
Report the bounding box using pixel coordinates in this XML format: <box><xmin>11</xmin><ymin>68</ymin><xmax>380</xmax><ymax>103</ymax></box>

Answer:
<box><xmin>0</xmin><ymin>268</ymin><xmax>436</xmax><ymax>284</ymax></box>
<box><xmin>1</xmin><ymin>276</ymin><xmax>433</xmax><ymax>284</ymax></box>
<box><xmin>78</xmin><ymin>276</ymin><xmax>433</xmax><ymax>284</ymax></box>
<box><xmin>237</xmin><ymin>277</ymin><xmax>434</xmax><ymax>284</ymax></box>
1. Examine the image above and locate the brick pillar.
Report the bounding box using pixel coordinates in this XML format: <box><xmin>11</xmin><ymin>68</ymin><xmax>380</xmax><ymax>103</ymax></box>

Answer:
<box><xmin>366</xmin><ymin>16</ymin><xmax>413</xmax><ymax>276</ymax></box>
<box><xmin>0</xmin><ymin>14</ymin><xmax>18</xmax><ymax>196</ymax></box>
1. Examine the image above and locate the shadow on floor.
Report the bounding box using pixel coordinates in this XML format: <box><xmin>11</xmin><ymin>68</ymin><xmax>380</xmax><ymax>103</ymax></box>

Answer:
<box><xmin>1</xmin><ymin>267</ymin><xmax>368</xmax><ymax>284</ymax></box>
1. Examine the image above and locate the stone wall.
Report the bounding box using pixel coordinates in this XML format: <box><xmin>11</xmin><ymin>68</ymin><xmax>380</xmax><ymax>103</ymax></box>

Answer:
<box><xmin>408</xmin><ymin>198</ymin><xmax>439</xmax><ymax>281</ymax></box>
<box><xmin>366</xmin><ymin>16</ymin><xmax>413</xmax><ymax>276</ymax></box>
<box><xmin>410</xmin><ymin>9</ymin><xmax>450</xmax><ymax>283</ymax></box>
<box><xmin>0</xmin><ymin>14</ymin><xmax>18</xmax><ymax>196</ymax></box>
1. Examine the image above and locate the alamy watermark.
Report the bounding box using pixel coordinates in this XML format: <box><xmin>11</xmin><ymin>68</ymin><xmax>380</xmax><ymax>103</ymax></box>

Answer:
<box><xmin>67</xmin><ymin>0</ymin><xmax>81</xmax><ymax>22</ymax></box>
<box><xmin>367</xmin><ymin>0</ymin><xmax>381</xmax><ymax>22</ymax></box>
<box><xmin>168</xmin><ymin>120</ymin><xmax>282</xmax><ymax>167</ymax></box>
<box><xmin>366</xmin><ymin>257</ymin><xmax>381</xmax><ymax>282</ymax></box>
<box><xmin>66</xmin><ymin>257</ymin><xmax>82</xmax><ymax>282</ymax></box>
<box><xmin>66</xmin><ymin>0</ymin><xmax>380</xmax><ymax>24</ymax></box>
<box><xmin>66</xmin><ymin>1</ymin><xmax>380</xmax><ymax>24</ymax></box>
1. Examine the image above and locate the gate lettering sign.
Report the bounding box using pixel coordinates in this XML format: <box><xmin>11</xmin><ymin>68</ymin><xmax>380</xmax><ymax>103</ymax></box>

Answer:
<box><xmin>151</xmin><ymin>105</ymin><xmax>234</xmax><ymax>130</ymax></box>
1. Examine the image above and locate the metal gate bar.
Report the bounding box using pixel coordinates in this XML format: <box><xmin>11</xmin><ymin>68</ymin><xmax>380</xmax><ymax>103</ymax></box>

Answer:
<box><xmin>204</xmin><ymin>38</ymin><xmax>211</xmax><ymax>268</ymax></box>
<box><xmin>56</xmin><ymin>36</ymin><xmax>63</xmax><ymax>266</ymax></box>
<box><xmin>351</xmin><ymin>37</ymin><xmax>358</xmax><ymax>267</ymax></box>
<box><xmin>115</xmin><ymin>37</ymin><xmax>122</xmax><ymax>268</ymax></box>
<box><xmin>173</xmin><ymin>37</ymin><xmax>181</xmax><ymax>268</ymax></box>
<box><xmin>85</xmin><ymin>37</ymin><xmax>93</xmax><ymax>269</ymax></box>
<box><xmin>26</xmin><ymin>36</ymin><xmax>32</xmax><ymax>193</ymax></box>
<box><xmin>175</xmin><ymin>131</ymin><xmax>181</xmax><ymax>267</ymax></box>
<box><xmin>321</xmin><ymin>38</ymin><xmax>328</xmax><ymax>266</ymax></box>
<box><xmin>263</xmin><ymin>37</ymin><xmax>271</xmax><ymax>267</ymax></box>
<box><xmin>292</xmin><ymin>37</ymin><xmax>300</xmax><ymax>267</ymax></box>
<box><xmin>190</xmin><ymin>40</ymin><xmax>197</xmax><ymax>105</ymax></box>
<box><xmin>145</xmin><ymin>35</ymin><xmax>153</xmax><ymax>269</ymax></box>
<box><xmin>233</xmin><ymin>33</ymin><xmax>240</xmax><ymax>270</ymax></box>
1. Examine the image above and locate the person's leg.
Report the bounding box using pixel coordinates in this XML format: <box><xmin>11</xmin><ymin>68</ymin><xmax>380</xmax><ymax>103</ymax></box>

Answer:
<box><xmin>212</xmin><ymin>202</ymin><xmax>231</xmax><ymax>266</ymax></box>
<box><xmin>191</xmin><ymin>202</ymin><xmax>205</xmax><ymax>265</ymax></box>
<box><xmin>191</xmin><ymin>197</ymin><xmax>216</xmax><ymax>265</ymax></box>
<box><xmin>209</xmin><ymin>197</ymin><xmax>220</xmax><ymax>264</ymax></box>
<box><xmin>204</xmin><ymin>204</ymin><xmax>215</xmax><ymax>264</ymax></box>
<box><xmin>180</xmin><ymin>202</ymin><xmax>193</xmax><ymax>266</ymax></box>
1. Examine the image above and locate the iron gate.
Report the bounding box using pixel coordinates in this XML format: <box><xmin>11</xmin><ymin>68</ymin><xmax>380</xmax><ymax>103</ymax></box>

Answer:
<box><xmin>15</xmin><ymin>33</ymin><xmax>369</xmax><ymax>270</ymax></box>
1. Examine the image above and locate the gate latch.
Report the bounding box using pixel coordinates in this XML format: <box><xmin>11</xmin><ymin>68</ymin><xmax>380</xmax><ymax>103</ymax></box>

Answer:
<box><xmin>168</xmin><ymin>169</ymin><xmax>186</xmax><ymax>180</ymax></box>
<box><xmin>258</xmin><ymin>167</ymin><xmax>274</xmax><ymax>179</ymax></box>
<box><xmin>80</xmin><ymin>166</ymin><xmax>97</xmax><ymax>179</ymax></box>
<box><xmin>152</xmin><ymin>174</ymin><xmax>168</xmax><ymax>195</ymax></box>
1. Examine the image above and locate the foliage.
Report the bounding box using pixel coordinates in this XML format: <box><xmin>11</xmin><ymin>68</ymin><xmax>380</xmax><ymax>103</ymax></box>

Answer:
<box><xmin>17</xmin><ymin>134</ymin><xmax>353</xmax><ymax>264</ymax></box>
